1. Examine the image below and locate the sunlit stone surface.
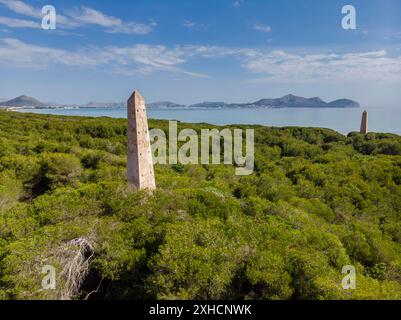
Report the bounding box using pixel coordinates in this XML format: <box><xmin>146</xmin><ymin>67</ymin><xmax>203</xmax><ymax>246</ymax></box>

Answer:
<box><xmin>127</xmin><ymin>91</ymin><xmax>156</xmax><ymax>190</ymax></box>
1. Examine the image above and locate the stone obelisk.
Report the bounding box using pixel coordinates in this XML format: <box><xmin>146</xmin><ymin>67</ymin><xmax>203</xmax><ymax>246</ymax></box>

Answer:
<box><xmin>360</xmin><ymin>110</ymin><xmax>368</xmax><ymax>134</ymax></box>
<box><xmin>127</xmin><ymin>91</ymin><xmax>156</xmax><ymax>190</ymax></box>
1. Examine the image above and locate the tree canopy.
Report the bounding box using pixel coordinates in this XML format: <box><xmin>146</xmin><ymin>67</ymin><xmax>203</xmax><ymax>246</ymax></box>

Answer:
<box><xmin>0</xmin><ymin>110</ymin><xmax>401</xmax><ymax>300</ymax></box>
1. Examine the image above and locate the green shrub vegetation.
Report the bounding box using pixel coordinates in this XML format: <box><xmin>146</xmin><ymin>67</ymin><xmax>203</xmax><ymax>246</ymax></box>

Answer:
<box><xmin>0</xmin><ymin>110</ymin><xmax>401</xmax><ymax>300</ymax></box>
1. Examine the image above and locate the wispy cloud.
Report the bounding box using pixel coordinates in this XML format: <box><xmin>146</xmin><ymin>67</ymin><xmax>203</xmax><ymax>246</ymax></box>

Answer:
<box><xmin>253</xmin><ymin>23</ymin><xmax>272</xmax><ymax>33</ymax></box>
<box><xmin>0</xmin><ymin>38</ymin><xmax>206</xmax><ymax>76</ymax></box>
<box><xmin>0</xmin><ymin>1</ymin><xmax>155</xmax><ymax>34</ymax></box>
<box><xmin>181</xmin><ymin>20</ymin><xmax>207</xmax><ymax>31</ymax></box>
<box><xmin>69</xmin><ymin>6</ymin><xmax>120</xmax><ymax>27</ymax></box>
<box><xmin>68</xmin><ymin>6</ymin><xmax>156</xmax><ymax>34</ymax></box>
<box><xmin>99</xmin><ymin>44</ymin><xmax>206</xmax><ymax>76</ymax></box>
<box><xmin>182</xmin><ymin>20</ymin><xmax>196</xmax><ymax>28</ymax></box>
<box><xmin>1</xmin><ymin>37</ymin><xmax>400</xmax><ymax>84</ymax></box>
<box><xmin>0</xmin><ymin>0</ymin><xmax>40</xmax><ymax>18</ymax></box>
<box><xmin>243</xmin><ymin>49</ymin><xmax>401</xmax><ymax>83</ymax></box>
<box><xmin>107</xmin><ymin>21</ymin><xmax>157</xmax><ymax>35</ymax></box>
<box><xmin>0</xmin><ymin>38</ymin><xmax>100</xmax><ymax>69</ymax></box>
<box><xmin>0</xmin><ymin>16</ymin><xmax>40</xmax><ymax>29</ymax></box>
<box><xmin>0</xmin><ymin>0</ymin><xmax>77</xmax><ymax>28</ymax></box>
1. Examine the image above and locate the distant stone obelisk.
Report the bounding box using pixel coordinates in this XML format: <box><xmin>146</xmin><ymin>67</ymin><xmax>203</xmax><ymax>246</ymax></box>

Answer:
<box><xmin>127</xmin><ymin>91</ymin><xmax>156</xmax><ymax>190</ymax></box>
<box><xmin>360</xmin><ymin>110</ymin><xmax>368</xmax><ymax>134</ymax></box>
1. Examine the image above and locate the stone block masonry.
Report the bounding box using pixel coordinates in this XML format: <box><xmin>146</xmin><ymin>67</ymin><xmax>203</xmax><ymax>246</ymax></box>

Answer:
<box><xmin>127</xmin><ymin>91</ymin><xmax>156</xmax><ymax>190</ymax></box>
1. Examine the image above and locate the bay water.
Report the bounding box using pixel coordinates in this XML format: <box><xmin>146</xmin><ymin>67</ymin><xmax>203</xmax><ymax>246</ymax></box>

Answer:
<box><xmin>18</xmin><ymin>107</ymin><xmax>401</xmax><ymax>135</ymax></box>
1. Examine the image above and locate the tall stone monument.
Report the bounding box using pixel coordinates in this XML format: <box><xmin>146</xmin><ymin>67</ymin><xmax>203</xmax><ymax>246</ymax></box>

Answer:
<box><xmin>127</xmin><ymin>91</ymin><xmax>156</xmax><ymax>190</ymax></box>
<box><xmin>360</xmin><ymin>110</ymin><xmax>368</xmax><ymax>134</ymax></box>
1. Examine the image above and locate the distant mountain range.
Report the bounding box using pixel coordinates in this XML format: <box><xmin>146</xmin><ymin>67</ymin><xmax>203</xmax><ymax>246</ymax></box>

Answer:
<box><xmin>0</xmin><ymin>94</ymin><xmax>360</xmax><ymax>109</ymax></box>
<box><xmin>167</xmin><ymin>95</ymin><xmax>360</xmax><ymax>109</ymax></box>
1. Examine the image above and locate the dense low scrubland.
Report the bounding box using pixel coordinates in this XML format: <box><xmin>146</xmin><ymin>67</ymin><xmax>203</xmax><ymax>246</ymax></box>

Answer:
<box><xmin>0</xmin><ymin>110</ymin><xmax>401</xmax><ymax>299</ymax></box>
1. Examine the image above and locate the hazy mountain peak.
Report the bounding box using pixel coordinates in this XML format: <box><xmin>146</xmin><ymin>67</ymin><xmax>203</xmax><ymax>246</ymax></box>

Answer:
<box><xmin>281</xmin><ymin>94</ymin><xmax>297</xmax><ymax>99</ymax></box>
<box><xmin>0</xmin><ymin>95</ymin><xmax>45</xmax><ymax>108</ymax></box>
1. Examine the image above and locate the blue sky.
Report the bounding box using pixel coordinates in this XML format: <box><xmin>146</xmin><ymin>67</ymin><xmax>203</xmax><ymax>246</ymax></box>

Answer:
<box><xmin>0</xmin><ymin>0</ymin><xmax>401</xmax><ymax>107</ymax></box>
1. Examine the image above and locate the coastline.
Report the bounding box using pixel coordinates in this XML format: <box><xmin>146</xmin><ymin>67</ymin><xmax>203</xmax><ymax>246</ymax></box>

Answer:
<box><xmin>9</xmin><ymin>106</ymin><xmax>401</xmax><ymax>136</ymax></box>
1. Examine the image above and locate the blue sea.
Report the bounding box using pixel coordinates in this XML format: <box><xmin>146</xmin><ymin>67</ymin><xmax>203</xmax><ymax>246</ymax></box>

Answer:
<box><xmin>18</xmin><ymin>107</ymin><xmax>401</xmax><ymax>135</ymax></box>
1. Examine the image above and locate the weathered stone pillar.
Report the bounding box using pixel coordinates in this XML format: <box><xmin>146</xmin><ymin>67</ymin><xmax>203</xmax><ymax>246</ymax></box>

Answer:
<box><xmin>360</xmin><ymin>110</ymin><xmax>368</xmax><ymax>134</ymax></box>
<box><xmin>127</xmin><ymin>91</ymin><xmax>156</xmax><ymax>190</ymax></box>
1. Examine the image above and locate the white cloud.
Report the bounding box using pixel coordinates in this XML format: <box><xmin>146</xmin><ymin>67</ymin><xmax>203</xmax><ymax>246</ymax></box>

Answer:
<box><xmin>0</xmin><ymin>1</ymin><xmax>155</xmax><ymax>34</ymax></box>
<box><xmin>181</xmin><ymin>20</ymin><xmax>207</xmax><ymax>31</ymax></box>
<box><xmin>0</xmin><ymin>0</ymin><xmax>81</xmax><ymax>29</ymax></box>
<box><xmin>253</xmin><ymin>24</ymin><xmax>272</xmax><ymax>33</ymax></box>
<box><xmin>67</xmin><ymin>7</ymin><xmax>155</xmax><ymax>34</ymax></box>
<box><xmin>0</xmin><ymin>16</ymin><xmax>40</xmax><ymax>28</ymax></box>
<box><xmin>107</xmin><ymin>22</ymin><xmax>156</xmax><ymax>35</ymax></box>
<box><xmin>0</xmin><ymin>38</ymin><xmax>100</xmax><ymax>69</ymax></box>
<box><xmin>71</xmin><ymin>6</ymin><xmax>120</xmax><ymax>27</ymax></box>
<box><xmin>182</xmin><ymin>21</ymin><xmax>196</xmax><ymax>28</ymax></box>
<box><xmin>0</xmin><ymin>37</ymin><xmax>400</xmax><ymax>84</ymax></box>
<box><xmin>100</xmin><ymin>44</ymin><xmax>191</xmax><ymax>75</ymax></box>
<box><xmin>0</xmin><ymin>38</ymin><xmax>205</xmax><ymax>76</ymax></box>
<box><xmin>242</xmin><ymin>49</ymin><xmax>401</xmax><ymax>83</ymax></box>
<box><xmin>0</xmin><ymin>0</ymin><xmax>40</xmax><ymax>18</ymax></box>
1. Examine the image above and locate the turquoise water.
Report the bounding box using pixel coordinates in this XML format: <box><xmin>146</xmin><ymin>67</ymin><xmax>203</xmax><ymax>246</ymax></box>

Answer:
<box><xmin>18</xmin><ymin>107</ymin><xmax>401</xmax><ymax>135</ymax></box>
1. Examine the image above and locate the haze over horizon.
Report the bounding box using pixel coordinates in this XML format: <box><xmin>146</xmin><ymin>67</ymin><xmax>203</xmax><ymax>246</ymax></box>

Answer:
<box><xmin>0</xmin><ymin>0</ymin><xmax>401</xmax><ymax>107</ymax></box>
